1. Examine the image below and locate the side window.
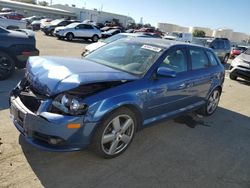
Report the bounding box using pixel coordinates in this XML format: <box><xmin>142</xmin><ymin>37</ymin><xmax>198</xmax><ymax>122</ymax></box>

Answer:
<box><xmin>211</xmin><ymin>41</ymin><xmax>218</xmax><ymax>49</ymax></box>
<box><xmin>224</xmin><ymin>40</ymin><xmax>230</xmax><ymax>49</ymax></box>
<box><xmin>190</xmin><ymin>48</ymin><xmax>209</xmax><ymax>70</ymax></box>
<box><xmin>59</xmin><ymin>21</ymin><xmax>67</xmax><ymax>26</ymax></box>
<box><xmin>218</xmin><ymin>40</ymin><xmax>225</xmax><ymax>49</ymax></box>
<box><xmin>83</xmin><ymin>25</ymin><xmax>94</xmax><ymax>29</ymax></box>
<box><xmin>75</xmin><ymin>24</ymin><xmax>84</xmax><ymax>29</ymax></box>
<box><xmin>159</xmin><ymin>48</ymin><xmax>188</xmax><ymax>73</ymax></box>
<box><xmin>206</xmin><ymin>50</ymin><xmax>218</xmax><ymax>66</ymax></box>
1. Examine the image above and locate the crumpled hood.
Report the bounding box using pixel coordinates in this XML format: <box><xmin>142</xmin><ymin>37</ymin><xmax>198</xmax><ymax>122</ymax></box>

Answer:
<box><xmin>25</xmin><ymin>56</ymin><xmax>138</xmax><ymax>96</ymax></box>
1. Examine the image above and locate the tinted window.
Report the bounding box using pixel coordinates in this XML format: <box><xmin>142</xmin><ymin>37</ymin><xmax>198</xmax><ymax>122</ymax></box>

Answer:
<box><xmin>218</xmin><ymin>40</ymin><xmax>225</xmax><ymax>49</ymax></box>
<box><xmin>224</xmin><ymin>40</ymin><xmax>231</xmax><ymax>49</ymax></box>
<box><xmin>58</xmin><ymin>21</ymin><xmax>67</xmax><ymax>26</ymax></box>
<box><xmin>83</xmin><ymin>25</ymin><xmax>94</xmax><ymax>29</ymax></box>
<box><xmin>190</xmin><ymin>48</ymin><xmax>209</xmax><ymax>70</ymax></box>
<box><xmin>244</xmin><ymin>48</ymin><xmax>250</xmax><ymax>55</ymax></box>
<box><xmin>206</xmin><ymin>50</ymin><xmax>218</xmax><ymax>66</ymax></box>
<box><xmin>211</xmin><ymin>41</ymin><xmax>219</xmax><ymax>49</ymax></box>
<box><xmin>160</xmin><ymin>49</ymin><xmax>188</xmax><ymax>73</ymax></box>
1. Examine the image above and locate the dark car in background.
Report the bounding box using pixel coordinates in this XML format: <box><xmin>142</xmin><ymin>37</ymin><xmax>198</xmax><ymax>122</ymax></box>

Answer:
<box><xmin>10</xmin><ymin>38</ymin><xmax>224</xmax><ymax>158</ymax></box>
<box><xmin>41</xmin><ymin>19</ymin><xmax>80</xmax><ymax>36</ymax></box>
<box><xmin>192</xmin><ymin>37</ymin><xmax>231</xmax><ymax>63</ymax></box>
<box><xmin>101</xmin><ymin>28</ymin><xmax>121</xmax><ymax>38</ymax></box>
<box><xmin>0</xmin><ymin>27</ymin><xmax>39</xmax><ymax>80</ymax></box>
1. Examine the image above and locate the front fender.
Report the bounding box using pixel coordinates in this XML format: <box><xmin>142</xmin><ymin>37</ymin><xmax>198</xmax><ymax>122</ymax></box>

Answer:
<box><xmin>84</xmin><ymin>93</ymin><xmax>143</xmax><ymax>123</ymax></box>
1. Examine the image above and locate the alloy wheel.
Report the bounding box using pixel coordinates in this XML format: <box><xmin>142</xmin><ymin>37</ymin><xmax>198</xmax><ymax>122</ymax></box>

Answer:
<box><xmin>101</xmin><ymin>115</ymin><xmax>135</xmax><ymax>155</ymax></box>
<box><xmin>207</xmin><ymin>90</ymin><xmax>220</xmax><ymax>114</ymax></box>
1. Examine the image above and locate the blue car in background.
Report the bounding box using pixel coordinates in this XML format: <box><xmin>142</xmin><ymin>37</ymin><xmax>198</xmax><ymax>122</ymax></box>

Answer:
<box><xmin>10</xmin><ymin>38</ymin><xmax>225</xmax><ymax>158</ymax></box>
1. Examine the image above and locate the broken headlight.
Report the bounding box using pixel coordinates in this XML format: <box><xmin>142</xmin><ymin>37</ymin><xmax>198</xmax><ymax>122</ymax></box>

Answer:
<box><xmin>52</xmin><ymin>94</ymin><xmax>88</xmax><ymax>115</ymax></box>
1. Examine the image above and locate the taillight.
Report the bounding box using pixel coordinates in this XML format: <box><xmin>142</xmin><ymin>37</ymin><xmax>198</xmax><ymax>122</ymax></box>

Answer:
<box><xmin>22</xmin><ymin>51</ymin><xmax>32</xmax><ymax>56</ymax></box>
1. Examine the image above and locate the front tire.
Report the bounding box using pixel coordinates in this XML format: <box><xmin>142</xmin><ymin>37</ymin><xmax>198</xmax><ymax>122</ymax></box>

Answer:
<box><xmin>91</xmin><ymin>107</ymin><xmax>137</xmax><ymax>158</ymax></box>
<box><xmin>198</xmin><ymin>88</ymin><xmax>221</xmax><ymax>116</ymax></box>
<box><xmin>223</xmin><ymin>54</ymin><xmax>229</xmax><ymax>64</ymax></box>
<box><xmin>66</xmin><ymin>33</ymin><xmax>74</xmax><ymax>41</ymax></box>
<box><xmin>229</xmin><ymin>73</ymin><xmax>237</xmax><ymax>80</ymax></box>
<box><xmin>92</xmin><ymin>35</ymin><xmax>99</xmax><ymax>42</ymax></box>
<box><xmin>0</xmin><ymin>51</ymin><xmax>15</xmax><ymax>80</ymax></box>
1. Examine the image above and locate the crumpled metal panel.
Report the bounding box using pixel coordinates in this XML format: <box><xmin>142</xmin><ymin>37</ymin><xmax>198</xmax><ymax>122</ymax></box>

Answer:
<box><xmin>25</xmin><ymin>56</ymin><xmax>138</xmax><ymax>96</ymax></box>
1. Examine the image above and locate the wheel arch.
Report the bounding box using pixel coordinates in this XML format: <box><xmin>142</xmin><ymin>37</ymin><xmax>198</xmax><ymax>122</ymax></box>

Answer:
<box><xmin>96</xmin><ymin>103</ymin><xmax>143</xmax><ymax>131</ymax></box>
<box><xmin>206</xmin><ymin>85</ymin><xmax>222</xmax><ymax>100</ymax></box>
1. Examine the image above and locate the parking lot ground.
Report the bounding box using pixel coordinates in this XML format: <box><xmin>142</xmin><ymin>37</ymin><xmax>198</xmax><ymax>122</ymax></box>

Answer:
<box><xmin>0</xmin><ymin>32</ymin><xmax>250</xmax><ymax>188</ymax></box>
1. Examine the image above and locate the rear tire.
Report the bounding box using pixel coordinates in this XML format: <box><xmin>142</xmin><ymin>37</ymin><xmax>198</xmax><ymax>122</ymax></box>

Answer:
<box><xmin>66</xmin><ymin>33</ymin><xmax>74</xmax><ymax>41</ymax></box>
<box><xmin>197</xmin><ymin>88</ymin><xmax>221</xmax><ymax>116</ymax></box>
<box><xmin>0</xmin><ymin>51</ymin><xmax>15</xmax><ymax>80</ymax></box>
<box><xmin>91</xmin><ymin>107</ymin><xmax>137</xmax><ymax>158</ymax></box>
<box><xmin>50</xmin><ymin>29</ymin><xmax>55</xmax><ymax>36</ymax></box>
<box><xmin>92</xmin><ymin>35</ymin><xmax>99</xmax><ymax>42</ymax></box>
<box><xmin>229</xmin><ymin>73</ymin><xmax>237</xmax><ymax>80</ymax></box>
<box><xmin>223</xmin><ymin>54</ymin><xmax>229</xmax><ymax>64</ymax></box>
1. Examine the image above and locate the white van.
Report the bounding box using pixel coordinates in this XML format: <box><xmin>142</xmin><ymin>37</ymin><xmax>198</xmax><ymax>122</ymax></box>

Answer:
<box><xmin>164</xmin><ymin>32</ymin><xmax>192</xmax><ymax>43</ymax></box>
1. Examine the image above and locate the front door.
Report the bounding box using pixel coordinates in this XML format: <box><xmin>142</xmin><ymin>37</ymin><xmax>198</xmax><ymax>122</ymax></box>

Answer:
<box><xmin>144</xmin><ymin>47</ymin><xmax>194</xmax><ymax>120</ymax></box>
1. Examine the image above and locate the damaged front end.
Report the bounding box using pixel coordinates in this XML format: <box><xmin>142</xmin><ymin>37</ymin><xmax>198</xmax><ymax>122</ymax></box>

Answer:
<box><xmin>9</xmin><ymin>77</ymin><xmax>128</xmax><ymax>151</ymax></box>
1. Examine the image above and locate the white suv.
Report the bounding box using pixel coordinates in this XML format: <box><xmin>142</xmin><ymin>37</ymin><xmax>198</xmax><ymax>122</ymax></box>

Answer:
<box><xmin>54</xmin><ymin>23</ymin><xmax>101</xmax><ymax>42</ymax></box>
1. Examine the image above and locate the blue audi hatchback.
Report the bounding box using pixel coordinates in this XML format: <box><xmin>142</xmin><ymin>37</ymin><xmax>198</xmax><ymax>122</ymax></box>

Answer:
<box><xmin>10</xmin><ymin>38</ymin><xmax>224</xmax><ymax>158</ymax></box>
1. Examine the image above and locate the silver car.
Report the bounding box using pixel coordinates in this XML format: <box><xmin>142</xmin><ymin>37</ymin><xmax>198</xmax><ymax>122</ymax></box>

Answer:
<box><xmin>229</xmin><ymin>47</ymin><xmax>250</xmax><ymax>81</ymax></box>
<box><xmin>54</xmin><ymin>23</ymin><xmax>101</xmax><ymax>42</ymax></box>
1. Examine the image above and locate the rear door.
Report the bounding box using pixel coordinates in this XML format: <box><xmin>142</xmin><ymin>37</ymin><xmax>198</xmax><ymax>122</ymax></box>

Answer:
<box><xmin>186</xmin><ymin>46</ymin><xmax>212</xmax><ymax>103</ymax></box>
<box><xmin>81</xmin><ymin>24</ymin><xmax>95</xmax><ymax>37</ymax></box>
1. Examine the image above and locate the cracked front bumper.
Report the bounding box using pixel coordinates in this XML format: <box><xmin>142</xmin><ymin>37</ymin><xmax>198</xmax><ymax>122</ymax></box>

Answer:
<box><xmin>9</xmin><ymin>95</ymin><xmax>98</xmax><ymax>152</ymax></box>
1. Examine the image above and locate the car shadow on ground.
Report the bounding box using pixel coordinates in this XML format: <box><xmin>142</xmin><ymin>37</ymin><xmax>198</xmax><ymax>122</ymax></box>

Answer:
<box><xmin>56</xmin><ymin>38</ymin><xmax>93</xmax><ymax>44</ymax></box>
<box><xmin>236</xmin><ymin>79</ymin><xmax>250</xmax><ymax>86</ymax></box>
<box><xmin>0</xmin><ymin>69</ymin><xmax>25</xmax><ymax>110</ymax></box>
<box><xmin>19</xmin><ymin>107</ymin><xmax>250</xmax><ymax>188</ymax></box>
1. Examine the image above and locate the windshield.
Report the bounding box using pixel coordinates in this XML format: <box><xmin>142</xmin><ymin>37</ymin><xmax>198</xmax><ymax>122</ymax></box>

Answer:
<box><xmin>244</xmin><ymin>48</ymin><xmax>250</xmax><ymax>55</ymax></box>
<box><xmin>0</xmin><ymin>26</ymin><xmax>8</xmax><ymax>33</ymax></box>
<box><xmin>50</xmin><ymin>19</ymin><xmax>63</xmax><ymax>25</ymax></box>
<box><xmin>85</xmin><ymin>40</ymin><xmax>163</xmax><ymax>75</ymax></box>
<box><xmin>103</xmin><ymin>34</ymin><xmax>127</xmax><ymax>43</ymax></box>
<box><xmin>66</xmin><ymin>23</ymin><xmax>79</xmax><ymax>28</ymax></box>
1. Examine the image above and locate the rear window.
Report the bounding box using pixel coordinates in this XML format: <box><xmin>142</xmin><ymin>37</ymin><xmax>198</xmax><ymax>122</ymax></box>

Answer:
<box><xmin>189</xmin><ymin>48</ymin><xmax>209</xmax><ymax>70</ymax></box>
<box><xmin>244</xmin><ymin>48</ymin><xmax>250</xmax><ymax>55</ymax></box>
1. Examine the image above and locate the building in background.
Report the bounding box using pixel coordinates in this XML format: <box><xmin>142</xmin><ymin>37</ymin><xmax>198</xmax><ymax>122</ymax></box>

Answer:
<box><xmin>0</xmin><ymin>0</ymin><xmax>74</xmax><ymax>19</ymax></box>
<box><xmin>157</xmin><ymin>22</ymin><xmax>188</xmax><ymax>33</ymax></box>
<box><xmin>212</xmin><ymin>28</ymin><xmax>233</xmax><ymax>39</ymax></box>
<box><xmin>157</xmin><ymin>22</ymin><xmax>249</xmax><ymax>43</ymax></box>
<box><xmin>52</xmin><ymin>4</ymin><xmax>135</xmax><ymax>27</ymax></box>
<box><xmin>0</xmin><ymin>0</ymin><xmax>134</xmax><ymax>27</ymax></box>
<box><xmin>231</xmin><ymin>32</ymin><xmax>249</xmax><ymax>43</ymax></box>
<box><xmin>189</xmin><ymin>26</ymin><xmax>213</xmax><ymax>37</ymax></box>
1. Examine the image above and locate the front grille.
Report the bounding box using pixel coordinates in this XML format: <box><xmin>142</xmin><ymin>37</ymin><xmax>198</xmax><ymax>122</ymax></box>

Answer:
<box><xmin>238</xmin><ymin>65</ymin><xmax>250</xmax><ymax>71</ymax></box>
<box><xmin>17</xmin><ymin>78</ymin><xmax>48</xmax><ymax>113</ymax></box>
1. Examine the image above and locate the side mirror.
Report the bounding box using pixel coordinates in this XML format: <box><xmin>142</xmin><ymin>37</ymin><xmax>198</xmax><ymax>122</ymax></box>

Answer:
<box><xmin>157</xmin><ymin>67</ymin><xmax>176</xmax><ymax>78</ymax></box>
<box><xmin>210</xmin><ymin>45</ymin><xmax>215</xmax><ymax>49</ymax></box>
